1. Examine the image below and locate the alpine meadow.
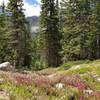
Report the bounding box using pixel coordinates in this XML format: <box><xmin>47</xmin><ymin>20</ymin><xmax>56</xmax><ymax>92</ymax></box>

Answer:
<box><xmin>0</xmin><ymin>0</ymin><xmax>100</xmax><ymax>100</ymax></box>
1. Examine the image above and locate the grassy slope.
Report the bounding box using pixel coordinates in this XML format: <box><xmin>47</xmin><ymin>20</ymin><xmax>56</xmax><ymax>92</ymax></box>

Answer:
<box><xmin>58</xmin><ymin>60</ymin><xmax>100</xmax><ymax>75</ymax></box>
<box><xmin>0</xmin><ymin>60</ymin><xmax>100</xmax><ymax>100</ymax></box>
<box><xmin>59</xmin><ymin>60</ymin><xmax>100</xmax><ymax>90</ymax></box>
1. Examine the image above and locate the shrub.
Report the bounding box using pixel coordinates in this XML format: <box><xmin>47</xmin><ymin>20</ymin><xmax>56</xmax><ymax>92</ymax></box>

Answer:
<box><xmin>14</xmin><ymin>74</ymin><xmax>33</xmax><ymax>86</ymax></box>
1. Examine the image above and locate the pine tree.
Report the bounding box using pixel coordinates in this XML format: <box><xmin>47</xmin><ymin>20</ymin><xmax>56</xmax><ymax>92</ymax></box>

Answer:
<box><xmin>90</xmin><ymin>0</ymin><xmax>100</xmax><ymax>59</ymax></box>
<box><xmin>40</xmin><ymin>0</ymin><xmax>62</xmax><ymax>67</ymax></box>
<box><xmin>0</xmin><ymin>1</ymin><xmax>11</xmax><ymax>63</ymax></box>
<box><xmin>0</xmin><ymin>13</ymin><xmax>6</xmax><ymax>62</ymax></box>
<box><xmin>60</xmin><ymin>0</ymin><xmax>92</xmax><ymax>61</ymax></box>
<box><xmin>60</xmin><ymin>0</ymin><xmax>100</xmax><ymax>61</ymax></box>
<box><xmin>8</xmin><ymin>0</ymin><xmax>29</xmax><ymax>67</ymax></box>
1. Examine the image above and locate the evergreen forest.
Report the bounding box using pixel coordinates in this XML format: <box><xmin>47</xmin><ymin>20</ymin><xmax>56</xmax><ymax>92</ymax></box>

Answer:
<box><xmin>0</xmin><ymin>0</ymin><xmax>100</xmax><ymax>99</ymax></box>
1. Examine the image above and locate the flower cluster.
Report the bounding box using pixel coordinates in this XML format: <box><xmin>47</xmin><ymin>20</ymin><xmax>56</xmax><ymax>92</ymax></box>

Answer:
<box><xmin>90</xmin><ymin>91</ymin><xmax>100</xmax><ymax>99</ymax></box>
<box><xmin>61</xmin><ymin>75</ymin><xmax>88</xmax><ymax>90</ymax></box>
<box><xmin>14</xmin><ymin>74</ymin><xmax>33</xmax><ymax>86</ymax></box>
<box><xmin>34</xmin><ymin>76</ymin><xmax>52</xmax><ymax>88</ymax></box>
<box><xmin>74</xmin><ymin>81</ymin><xmax>87</xmax><ymax>90</ymax></box>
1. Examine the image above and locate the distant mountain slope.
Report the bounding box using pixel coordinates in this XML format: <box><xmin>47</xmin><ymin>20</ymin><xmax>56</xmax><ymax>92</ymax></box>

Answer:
<box><xmin>27</xmin><ymin>16</ymin><xmax>39</xmax><ymax>36</ymax></box>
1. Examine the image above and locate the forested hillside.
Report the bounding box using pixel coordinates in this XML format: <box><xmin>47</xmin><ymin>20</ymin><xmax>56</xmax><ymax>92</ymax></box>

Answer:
<box><xmin>0</xmin><ymin>0</ymin><xmax>100</xmax><ymax>99</ymax></box>
<box><xmin>27</xmin><ymin>16</ymin><xmax>39</xmax><ymax>36</ymax></box>
<box><xmin>0</xmin><ymin>0</ymin><xmax>100</xmax><ymax>69</ymax></box>
<box><xmin>60</xmin><ymin>0</ymin><xmax>100</xmax><ymax>61</ymax></box>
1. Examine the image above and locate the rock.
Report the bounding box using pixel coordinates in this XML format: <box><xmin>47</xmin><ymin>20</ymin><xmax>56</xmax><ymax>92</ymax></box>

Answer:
<box><xmin>70</xmin><ymin>65</ymin><xmax>81</xmax><ymax>70</ymax></box>
<box><xmin>73</xmin><ymin>65</ymin><xmax>81</xmax><ymax>69</ymax></box>
<box><xmin>0</xmin><ymin>90</ymin><xmax>10</xmax><ymax>100</ymax></box>
<box><xmin>84</xmin><ymin>89</ymin><xmax>93</xmax><ymax>94</ymax></box>
<box><xmin>92</xmin><ymin>74</ymin><xmax>100</xmax><ymax>82</ymax></box>
<box><xmin>0</xmin><ymin>62</ymin><xmax>13</xmax><ymax>71</ymax></box>
<box><xmin>93</xmin><ymin>74</ymin><xmax>99</xmax><ymax>78</ymax></box>
<box><xmin>55</xmin><ymin>83</ymin><xmax>64</xmax><ymax>89</ymax></box>
<box><xmin>0</xmin><ymin>78</ymin><xmax>5</xmax><ymax>84</ymax></box>
<box><xmin>47</xmin><ymin>74</ymin><xmax>57</xmax><ymax>79</ymax></box>
<box><xmin>96</xmin><ymin>78</ymin><xmax>100</xmax><ymax>82</ymax></box>
<box><xmin>21</xmin><ymin>70</ymin><xmax>32</xmax><ymax>74</ymax></box>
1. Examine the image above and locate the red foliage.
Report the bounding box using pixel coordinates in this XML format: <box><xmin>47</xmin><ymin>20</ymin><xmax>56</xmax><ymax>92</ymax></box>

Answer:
<box><xmin>34</xmin><ymin>76</ymin><xmax>52</xmax><ymax>87</ymax></box>
<box><xmin>14</xmin><ymin>74</ymin><xmax>33</xmax><ymax>86</ymax></box>
<box><xmin>74</xmin><ymin>81</ymin><xmax>87</xmax><ymax>90</ymax></box>
<box><xmin>61</xmin><ymin>75</ymin><xmax>88</xmax><ymax>90</ymax></box>
<box><xmin>91</xmin><ymin>91</ymin><xmax>100</xmax><ymax>98</ymax></box>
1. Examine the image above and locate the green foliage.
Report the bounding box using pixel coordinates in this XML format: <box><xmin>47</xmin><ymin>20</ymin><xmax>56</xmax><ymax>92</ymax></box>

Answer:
<box><xmin>0</xmin><ymin>13</ymin><xmax>11</xmax><ymax>63</ymax></box>
<box><xmin>60</xmin><ymin>0</ymin><xmax>100</xmax><ymax>62</ymax></box>
<box><xmin>59</xmin><ymin>60</ymin><xmax>91</xmax><ymax>70</ymax></box>
<box><xmin>0</xmin><ymin>1</ymin><xmax>32</xmax><ymax>68</ymax></box>
<box><xmin>30</xmin><ymin>33</ymin><xmax>46</xmax><ymax>70</ymax></box>
<box><xmin>65</xmin><ymin>60</ymin><xmax>100</xmax><ymax>75</ymax></box>
<box><xmin>40</xmin><ymin>0</ymin><xmax>62</xmax><ymax>67</ymax></box>
<box><xmin>0</xmin><ymin>0</ymin><xmax>100</xmax><ymax>71</ymax></box>
<box><xmin>0</xmin><ymin>60</ymin><xmax>100</xmax><ymax>99</ymax></box>
<box><xmin>7</xmin><ymin>0</ymin><xmax>32</xmax><ymax>67</ymax></box>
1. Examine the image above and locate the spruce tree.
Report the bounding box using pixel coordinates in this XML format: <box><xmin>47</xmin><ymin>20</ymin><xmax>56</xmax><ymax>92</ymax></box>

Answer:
<box><xmin>60</xmin><ymin>0</ymin><xmax>92</xmax><ymax>61</ymax></box>
<box><xmin>90</xmin><ymin>0</ymin><xmax>100</xmax><ymax>59</ymax></box>
<box><xmin>0</xmin><ymin>2</ymin><xmax>9</xmax><ymax>63</ymax></box>
<box><xmin>40</xmin><ymin>0</ymin><xmax>62</xmax><ymax>67</ymax></box>
<box><xmin>0</xmin><ymin>14</ymin><xmax>6</xmax><ymax>62</ymax></box>
<box><xmin>8</xmin><ymin>0</ymin><xmax>28</xmax><ymax>67</ymax></box>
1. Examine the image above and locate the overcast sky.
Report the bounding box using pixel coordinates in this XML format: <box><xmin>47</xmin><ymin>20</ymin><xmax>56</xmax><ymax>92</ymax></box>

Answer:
<box><xmin>0</xmin><ymin>0</ymin><xmax>61</xmax><ymax>17</ymax></box>
<box><xmin>0</xmin><ymin>0</ymin><xmax>41</xmax><ymax>17</ymax></box>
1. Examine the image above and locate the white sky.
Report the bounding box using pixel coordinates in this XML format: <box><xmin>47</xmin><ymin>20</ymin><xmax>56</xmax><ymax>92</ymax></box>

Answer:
<box><xmin>0</xmin><ymin>0</ymin><xmax>41</xmax><ymax>17</ymax></box>
<box><xmin>23</xmin><ymin>0</ymin><xmax>41</xmax><ymax>17</ymax></box>
<box><xmin>0</xmin><ymin>0</ymin><xmax>61</xmax><ymax>17</ymax></box>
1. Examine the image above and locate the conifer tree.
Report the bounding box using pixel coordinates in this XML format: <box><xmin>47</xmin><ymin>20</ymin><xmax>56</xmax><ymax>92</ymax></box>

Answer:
<box><xmin>0</xmin><ymin>2</ymin><xmax>9</xmax><ymax>63</ymax></box>
<box><xmin>60</xmin><ymin>0</ymin><xmax>100</xmax><ymax>61</ymax></box>
<box><xmin>0</xmin><ymin>13</ymin><xmax>6</xmax><ymax>62</ymax></box>
<box><xmin>91</xmin><ymin>0</ymin><xmax>100</xmax><ymax>59</ymax></box>
<box><xmin>40</xmin><ymin>0</ymin><xmax>62</xmax><ymax>67</ymax></box>
<box><xmin>8</xmin><ymin>0</ymin><xmax>29</xmax><ymax>67</ymax></box>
